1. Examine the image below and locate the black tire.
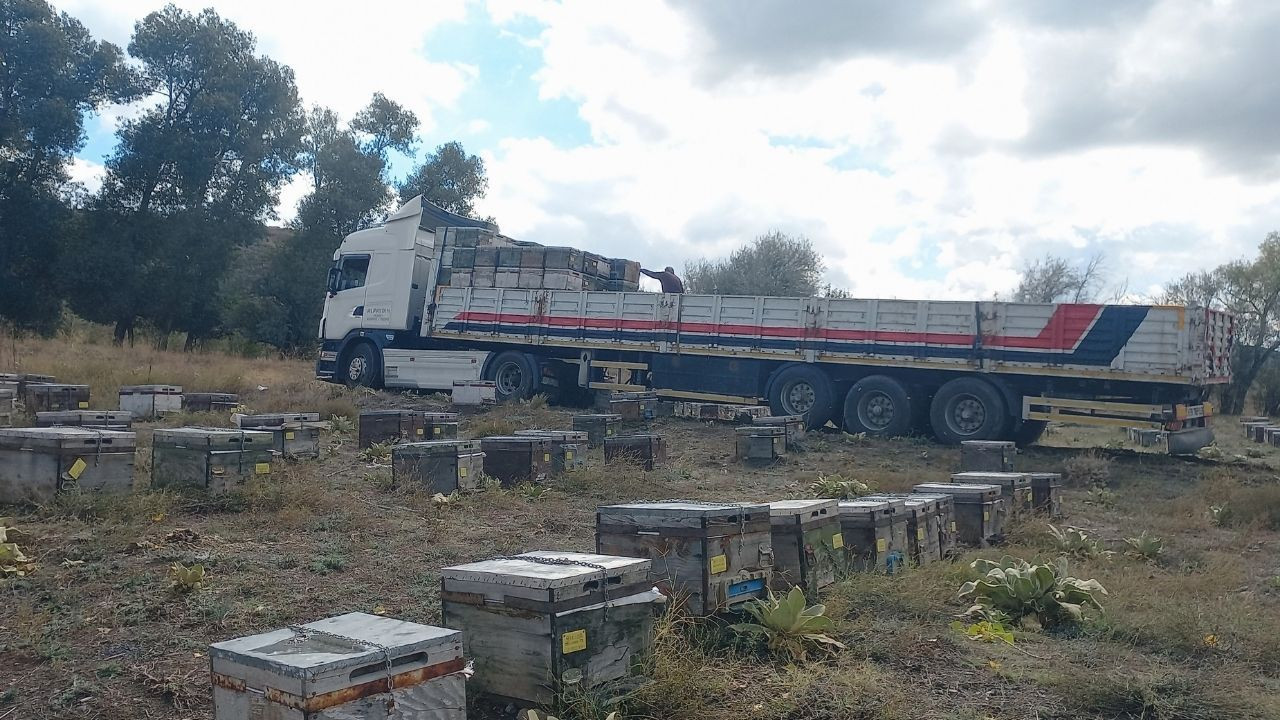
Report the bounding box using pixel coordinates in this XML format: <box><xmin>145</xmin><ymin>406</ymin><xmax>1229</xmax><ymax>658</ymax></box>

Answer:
<box><xmin>486</xmin><ymin>351</ymin><xmax>539</xmax><ymax>402</ymax></box>
<box><xmin>768</xmin><ymin>364</ymin><xmax>836</xmax><ymax>430</ymax></box>
<box><xmin>341</xmin><ymin>342</ymin><xmax>382</xmax><ymax>388</ymax></box>
<box><xmin>929</xmin><ymin>377</ymin><xmax>1008</xmax><ymax>444</ymax></box>
<box><xmin>1012</xmin><ymin>419</ymin><xmax>1048</xmax><ymax>447</ymax></box>
<box><xmin>843</xmin><ymin>375</ymin><xmax>914</xmax><ymax>437</ymax></box>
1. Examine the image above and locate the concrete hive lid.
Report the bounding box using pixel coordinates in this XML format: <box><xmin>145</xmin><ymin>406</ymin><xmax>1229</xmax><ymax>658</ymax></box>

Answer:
<box><xmin>441</xmin><ymin>551</ymin><xmax>650</xmax><ymax>590</ymax></box>
<box><xmin>598</xmin><ymin>500</ymin><xmax>769</xmax><ymax>518</ymax></box>
<box><xmin>768</xmin><ymin>499</ymin><xmax>837</xmax><ymax>516</ymax></box>
<box><xmin>119</xmin><ymin>384</ymin><xmax>181</xmax><ymax>393</ymax></box>
<box><xmin>393</xmin><ymin>440</ymin><xmax>481</xmax><ymax>455</ymax></box>
<box><xmin>837</xmin><ymin>499</ymin><xmax>891</xmax><ymax>513</ymax></box>
<box><xmin>913</xmin><ymin>482</ymin><xmax>1002</xmax><ymax>497</ymax></box>
<box><xmin>0</xmin><ymin>426</ymin><xmax>135</xmax><ymax>450</ymax></box>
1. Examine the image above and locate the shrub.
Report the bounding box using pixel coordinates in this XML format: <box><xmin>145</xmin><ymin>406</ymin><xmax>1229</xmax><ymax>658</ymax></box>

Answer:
<box><xmin>1219</xmin><ymin>484</ymin><xmax>1280</xmax><ymax>530</ymax></box>
<box><xmin>950</xmin><ymin>619</ymin><xmax>1014</xmax><ymax>645</ymax></box>
<box><xmin>169</xmin><ymin>562</ymin><xmax>205</xmax><ymax>592</ymax></box>
<box><xmin>0</xmin><ymin>521</ymin><xmax>36</xmax><ymax>577</ymax></box>
<box><xmin>958</xmin><ymin>556</ymin><xmax>1107</xmax><ymax>630</ymax></box>
<box><xmin>730</xmin><ymin>586</ymin><xmax>846</xmax><ymax>662</ymax></box>
<box><xmin>1048</xmin><ymin>525</ymin><xmax>1113</xmax><ymax>559</ymax></box>
<box><xmin>1062</xmin><ymin>451</ymin><xmax>1110</xmax><ymax>487</ymax></box>
<box><xmin>1124</xmin><ymin>532</ymin><xmax>1164</xmax><ymax>562</ymax></box>
<box><xmin>361</xmin><ymin>442</ymin><xmax>393</xmax><ymax>463</ymax></box>
<box><xmin>808</xmin><ymin>474</ymin><xmax>871</xmax><ymax>500</ymax></box>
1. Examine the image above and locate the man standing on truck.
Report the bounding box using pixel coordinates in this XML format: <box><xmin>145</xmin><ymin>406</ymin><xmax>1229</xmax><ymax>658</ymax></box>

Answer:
<box><xmin>641</xmin><ymin>266</ymin><xmax>685</xmax><ymax>294</ymax></box>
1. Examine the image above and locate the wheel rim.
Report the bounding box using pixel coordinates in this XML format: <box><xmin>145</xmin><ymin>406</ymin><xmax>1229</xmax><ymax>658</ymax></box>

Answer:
<box><xmin>857</xmin><ymin>391</ymin><xmax>895</xmax><ymax>431</ymax></box>
<box><xmin>946</xmin><ymin>393</ymin><xmax>986</xmax><ymax>435</ymax></box>
<box><xmin>347</xmin><ymin>355</ymin><xmax>367</xmax><ymax>382</ymax></box>
<box><xmin>784</xmin><ymin>381</ymin><xmax>816</xmax><ymax>415</ymax></box>
<box><xmin>496</xmin><ymin>362</ymin><xmax>524</xmax><ymax>396</ymax></box>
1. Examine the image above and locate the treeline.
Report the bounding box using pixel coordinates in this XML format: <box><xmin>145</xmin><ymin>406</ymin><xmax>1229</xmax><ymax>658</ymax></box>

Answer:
<box><xmin>0</xmin><ymin>1</ymin><xmax>487</xmax><ymax>352</ymax></box>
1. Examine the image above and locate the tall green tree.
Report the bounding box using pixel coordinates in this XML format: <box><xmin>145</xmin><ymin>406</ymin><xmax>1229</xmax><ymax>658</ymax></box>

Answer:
<box><xmin>398</xmin><ymin>140</ymin><xmax>488</xmax><ymax>215</ymax></box>
<box><xmin>66</xmin><ymin>4</ymin><xmax>303</xmax><ymax>346</ymax></box>
<box><xmin>684</xmin><ymin>231</ymin><xmax>825</xmax><ymax>297</ymax></box>
<box><xmin>0</xmin><ymin>0</ymin><xmax>136</xmax><ymax>332</ymax></box>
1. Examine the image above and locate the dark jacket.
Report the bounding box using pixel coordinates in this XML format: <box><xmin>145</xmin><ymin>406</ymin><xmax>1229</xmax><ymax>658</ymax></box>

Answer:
<box><xmin>641</xmin><ymin>269</ymin><xmax>684</xmax><ymax>294</ymax></box>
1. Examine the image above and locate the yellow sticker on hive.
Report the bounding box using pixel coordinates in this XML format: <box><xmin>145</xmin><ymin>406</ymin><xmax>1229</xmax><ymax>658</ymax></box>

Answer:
<box><xmin>709</xmin><ymin>554</ymin><xmax>728</xmax><ymax>574</ymax></box>
<box><xmin>950</xmin><ymin>521</ymin><xmax>957</xmax><ymax>532</ymax></box>
<box><xmin>562</xmin><ymin>629</ymin><xmax>587</xmax><ymax>654</ymax></box>
<box><xmin>544</xmin><ymin>453</ymin><xmax>551</xmax><ymax>462</ymax></box>
<box><xmin>565</xmin><ymin>451</ymin><xmax>574</xmax><ymax>461</ymax></box>
<box><xmin>917</xmin><ymin>528</ymin><xmax>925</xmax><ymax>541</ymax></box>
<box><xmin>284</xmin><ymin>431</ymin><xmax>295</xmax><ymax>440</ymax></box>
<box><xmin>876</xmin><ymin>538</ymin><xmax>887</xmax><ymax>553</ymax></box>
<box><xmin>459</xmin><ymin>466</ymin><xmax>468</xmax><ymax>477</ymax></box>
<box><xmin>607</xmin><ymin>428</ymin><xmax>614</xmax><ymax>435</ymax></box>
<box><xmin>434</xmin><ymin>427</ymin><xmax>442</xmax><ymax>435</ymax></box>
<box><xmin>255</xmin><ymin>463</ymin><xmax>270</xmax><ymax>475</ymax></box>
<box><xmin>983</xmin><ymin>510</ymin><xmax>990</xmax><ymax>521</ymax></box>
<box><xmin>416</xmin><ymin>428</ymin><xmax>425</xmax><ymax>436</ymax></box>
<box><xmin>77</xmin><ymin>401</ymin><xmax>89</xmax><ymax>409</ymax></box>
<box><xmin>68</xmin><ymin>458</ymin><xmax>87</xmax><ymax>480</ymax></box>
<box><xmin>831</xmin><ymin>533</ymin><xmax>844</xmax><ymax>549</ymax></box>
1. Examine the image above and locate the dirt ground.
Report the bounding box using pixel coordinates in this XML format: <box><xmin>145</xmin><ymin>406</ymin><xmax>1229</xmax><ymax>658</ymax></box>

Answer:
<box><xmin>2</xmin><ymin>338</ymin><xmax>1279</xmax><ymax>720</ymax></box>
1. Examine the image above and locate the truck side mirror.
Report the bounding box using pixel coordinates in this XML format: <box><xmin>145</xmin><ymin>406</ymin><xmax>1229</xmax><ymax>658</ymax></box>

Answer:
<box><xmin>326</xmin><ymin>267</ymin><xmax>341</xmax><ymax>296</ymax></box>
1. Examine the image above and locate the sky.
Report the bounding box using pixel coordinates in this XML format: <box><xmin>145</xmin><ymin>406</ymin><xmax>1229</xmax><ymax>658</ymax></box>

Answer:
<box><xmin>59</xmin><ymin>0</ymin><xmax>1280</xmax><ymax>301</ymax></box>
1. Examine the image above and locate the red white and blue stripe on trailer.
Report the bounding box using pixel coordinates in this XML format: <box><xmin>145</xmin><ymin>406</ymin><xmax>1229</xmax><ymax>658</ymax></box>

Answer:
<box><xmin>439</xmin><ymin>303</ymin><xmax>1151</xmax><ymax>367</ymax></box>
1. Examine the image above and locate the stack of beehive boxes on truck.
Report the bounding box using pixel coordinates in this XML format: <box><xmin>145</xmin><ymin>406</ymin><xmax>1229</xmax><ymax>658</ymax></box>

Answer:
<box><xmin>434</xmin><ymin>226</ymin><xmax>642</xmax><ymax>291</ymax></box>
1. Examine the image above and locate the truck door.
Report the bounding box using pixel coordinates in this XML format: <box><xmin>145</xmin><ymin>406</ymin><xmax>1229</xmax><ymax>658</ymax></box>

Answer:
<box><xmin>324</xmin><ymin>254</ymin><xmax>370</xmax><ymax>340</ymax></box>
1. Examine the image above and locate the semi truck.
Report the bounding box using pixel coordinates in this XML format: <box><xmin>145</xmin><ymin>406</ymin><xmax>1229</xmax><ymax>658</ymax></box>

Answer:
<box><xmin>316</xmin><ymin>195</ymin><xmax>1234</xmax><ymax>452</ymax></box>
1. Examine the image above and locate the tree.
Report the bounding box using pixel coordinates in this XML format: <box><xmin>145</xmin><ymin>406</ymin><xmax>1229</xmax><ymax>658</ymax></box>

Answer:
<box><xmin>684</xmin><ymin>231</ymin><xmax>825</xmax><ymax>297</ymax></box>
<box><xmin>398</xmin><ymin>141</ymin><xmax>488</xmax><ymax>216</ymax></box>
<box><xmin>0</xmin><ymin>0</ymin><xmax>136</xmax><ymax>332</ymax></box>
<box><xmin>1013</xmin><ymin>253</ymin><xmax>1106</xmax><ymax>303</ymax></box>
<box><xmin>66</xmin><ymin>5</ymin><xmax>304</xmax><ymax>346</ymax></box>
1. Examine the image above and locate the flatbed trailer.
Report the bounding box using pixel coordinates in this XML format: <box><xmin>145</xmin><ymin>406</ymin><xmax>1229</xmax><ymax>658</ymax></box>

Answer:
<box><xmin>316</xmin><ymin>196</ymin><xmax>1233</xmax><ymax>450</ymax></box>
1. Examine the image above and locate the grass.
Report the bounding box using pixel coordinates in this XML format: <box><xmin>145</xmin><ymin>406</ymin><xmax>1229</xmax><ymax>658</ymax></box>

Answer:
<box><xmin>3</xmin><ymin>336</ymin><xmax>1280</xmax><ymax>719</ymax></box>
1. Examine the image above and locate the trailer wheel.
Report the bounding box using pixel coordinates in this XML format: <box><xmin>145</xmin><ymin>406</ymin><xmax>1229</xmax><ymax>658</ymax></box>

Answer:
<box><xmin>341</xmin><ymin>342</ymin><xmax>382</xmax><ymax>389</ymax></box>
<box><xmin>843</xmin><ymin>375</ymin><xmax>914</xmax><ymax>437</ymax></box>
<box><xmin>487</xmin><ymin>351</ymin><xmax>539</xmax><ymax>403</ymax></box>
<box><xmin>1012</xmin><ymin>420</ymin><xmax>1048</xmax><ymax>447</ymax></box>
<box><xmin>768</xmin><ymin>365</ymin><xmax>836</xmax><ymax>430</ymax></box>
<box><xmin>929</xmin><ymin>377</ymin><xmax>1007</xmax><ymax>444</ymax></box>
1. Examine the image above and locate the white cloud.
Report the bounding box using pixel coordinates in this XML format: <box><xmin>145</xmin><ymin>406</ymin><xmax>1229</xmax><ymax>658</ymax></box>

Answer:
<box><xmin>66</xmin><ymin>157</ymin><xmax>105</xmax><ymax>195</ymax></box>
<box><xmin>472</xmin><ymin>0</ymin><xmax>1280</xmax><ymax>300</ymax></box>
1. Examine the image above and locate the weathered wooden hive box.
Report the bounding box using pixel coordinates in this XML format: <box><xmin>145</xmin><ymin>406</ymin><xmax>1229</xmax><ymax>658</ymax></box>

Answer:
<box><xmin>24</xmin><ymin>383</ymin><xmax>90</xmax><ymax>413</ymax></box>
<box><xmin>913</xmin><ymin>482</ymin><xmax>1006</xmax><ymax>546</ymax></box>
<box><xmin>1265</xmin><ymin>426</ymin><xmax>1280</xmax><ymax>446</ymax></box>
<box><xmin>735</xmin><ymin>425</ymin><xmax>787</xmax><ymax>461</ymax></box>
<box><xmin>674</xmin><ymin>403</ymin><xmax>770</xmax><ymax>423</ymax></box>
<box><xmin>1024</xmin><ymin>472</ymin><xmax>1063</xmax><ymax>517</ymax></box>
<box><xmin>358</xmin><ymin>410</ymin><xmax>425</xmax><ymax>448</ymax></box>
<box><xmin>451</xmin><ymin>379</ymin><xmax>496</xmax><ymax>406</ymax></box>
<box><xmin>441</xmin><ymin>551</ymin><xmax>661</xmax><ymax>706</ymax></box>
<box><xmin>421</xmin><ymin>412</ymin><xmax>460</xmax><ymax>440</ymax></box>
<box><xmin>1253</xmin><ymin>423</ymin><xmax>1271</xmax><ymax>443</ymax></box>
<box><xmin>960</xmin><ymin>440</ymin><xmax>1015</xmax><ymax>472</ymax></box>
<box><xmin>0</xmin><ymin>388</ymin><xmax>15</xmax><ymax>428</ymax></box>
<box><xmin>836</xmin><ymin>499</ymin><xmax>903</xmax><ymax>573</ymax></box>
<box><xmin>209</xmin><ymin>612</ymin><xmax>465</xmax><ymax>720</ymax></box>
<box><xmin>1242</xmin><ymin>420</ymin><xmax>1267</xmax><ymax>439</ymax></box>
<box><xmin>183</xmin><ymin>392</ymin><xmax>239</xmax><ymax>413</ymax></box>
<box><xmin>152</xmin><ymin>428</ymin><xmax>274</xmax><ymax>494</ymax></box>
<box><xmin>481</xmin><ymin>436</ymin><xmax>555</xmax><ymax>485</ymax></box>
<box><xmin>596</xmin><ymin>501</ymin><xmax>772</xmax><ymax>614</ymax></box>
<box><xmin>234</xmin><ymin>412</ymin><xmax>324</xmax><ymax>459</ymax></box>
<box><xmin>514</xmin><ymin>429</ymin><xmax>588</xmax><ymax>472</ymax></box>
<box><xmin>36</xmin><ymin>410</ymin><xmax>133</xmax><ymax>429</ymax></box>
<box><xmin>119</xmin><ymin>384</ymin><xmax>183</xmax><ymax>418</ymax></box>
<box><xmin>767</xmin><ymin>499</ymin><xmax>842</xmax><ymax>593</ymax></box>
<box><xmin>752</xmin><ymin>415</ymin><xmax>805</xmax><ymax>450</ymax></box>
<box><xmin>597</xmin><ymin>391</ymin><xmax>658</xmax><ymax>421</ymax></box>
<box><xmin>952</xmin><ymin>471</ymin><xmax>1032</xmax><ymax>517</ymax></box>
<box><xmin>906</xmin><ymin>492</ymin><xmax>957</xmax><ymax>557</ymax></box>
<box><xmin>604</xmin><ymin>434</ymin><xmax>666</xmax><ymax>470</ymax></box>
<box><xmin>864</xmin><ymin>494</ymin><xmax>941</xmax><ymax>565</ymax></box>
<box><xmin>0</xmin><ymin>427</ymin><xmax>136</xmax><ymax>504</ymax></box>
<box><xmin>392</xmin><ymin>440</ymin><xmax>484</xmax><ymax>493</ymax></box>
<box><xmin>5</xmin><ymin>372</ymin><xmax>56</xmax><ymax>394</ymax></box>
<box><xmin>571</xmin><ymin>413</ymin><xmax>622</xmax><ymax>447</ymax></box>
<box><xmin>0</xmin><ymin>373</ymin><xmax>18</xmax><ymax>394</ymax></box>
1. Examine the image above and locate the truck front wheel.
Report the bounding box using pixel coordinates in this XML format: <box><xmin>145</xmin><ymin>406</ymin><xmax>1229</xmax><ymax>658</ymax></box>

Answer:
<box><xmin>929</xmin><ymin>377</ymin><xmax>1007</xmax><ymax>444</ymax></box>
<box><xmin>843</xmin><ymin>375</ymin><xmax>914</xmax><ymax>437</ymax></box>
<box><xmin>341</xmin><ymin>342</ymin><xmax>382</xmax><ymax>389</ymax></box>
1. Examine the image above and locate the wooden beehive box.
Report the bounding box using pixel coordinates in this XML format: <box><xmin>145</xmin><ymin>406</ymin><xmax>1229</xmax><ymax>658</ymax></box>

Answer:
<box><xmin>735</xmin><ymin>425</ymin><xmax>786</xmax><ymax>461</ymax></box>
<box><xmin>952</xmin><ymin>471</ymin><xmax>1033</xmax><ymax>517</ymax></box>
<box><xmin>441</xmin><ymin>551</ymin><xmax>661</xmax><ymax>705</ymax></box>
<box><xmin>596</xmin><ymin>501</ymin><xmax>772</xmax><ymax>615</ymax></box>
<box><xmin>392</xmin><ymin>440</ymin><xmax>484</xmax><ymax>493</ymax></box>
<box><xmin>358</xmin><ymin>410</ymin><xmax>425</xmax><ymax>448</ymax></box>
<box><xmin>1242</xmin><ymin>421</ymin><xmax>1267</xmax><ymax>439</ymax></box>
<box><xmin>452</xmin><ymin>380</ymin><xmax>496</xmax><ymax>406</ymax></box>
<box><xmin>210</xmin><ymin>612</ymin><xmax>465</xmax><ymax>720</ymax></box>
<box><xmin>907</xmin><ymin>492</ymin><xmax>957</xmax><ymax>557</ymax></box>
<box><xmin>480</xmin><ymin>435</ymin><xmax>555</xmax><ymax>485</ymax></box>
<box><xmin>418</xmin><ymin>412</ymin><xmax>459</xmax><ymax>440</ymax></box>
<box><xmin>36</xmin><ymin>410</ymin><xmax>132</xmax><ymax>429</ymax></box>
<box><xmin>752</xmin><ymin>415</ymin><xmax>805</xmax><ymax>450</ymax></box>
<box><xmin>864</xmin><ymin>494</ymin><xmax>942</xmax><ymax>565</ymax></box>
<box><xmin>119</xmin><ymin>384</ymin><xmax>183</xmax><ymax>418</ymax></box>
<box><xmin>1253</xmin><ymin>423</ymin><xmax>1271</xmax><ymax>443</ymax></box>
<box><xmin>960</xmin><ymin>440</ymin><xmax>1015</xmax><ymax>472</ymax></box>
<box><xmin>183</xmin><ymin>392</ymin><xmax>239</xmax><ymax>413</ymax></box>
<box><xmin>514</xmin><ymin>429</ymin><xmax>588</xmax><ymax>472</ymax></box>
<box><xmin>23</xmin><ymin>383</ymin><xmax>90</xmax><ymax>413</ymax></box>
<box><xmin>597</xmin><ymin>391</ymin><xmax>658</xmax><ymax>421</ymax></box>
<box><xmin>572</xmin><ymin>413</ymin><xmax>622</xmax><ymax>447</ymax></box>
<box><xmin>14</xmin><ymin>373</ymin><xmax>55</xmax><ymax>393</ymax></box>
<box><xmin>604</xmin><ymin>434</ymin><xmax>666</xmax><ymax>470</ymax></box>
<box><xmin>913</xmin><ymin>482</ymin><xmax>1006</xmax><ymax>547</ymax></box>
<box><xmin>234</xmin><ymin>412</ymin><xmax>324</xmax><ymax>458</ymax></box>
<box><xmin>0</xmin><ymin>388</ymin><xmax>15</xmax><ymax>428</ymax></box>
<box><xmin>767</xmin><ymin>499</ymin><xmax>843</xmax><ymax>594</ymax></box>
<box><xmin>152</xmin><ymin>428</ymin><xmax>274</xmax><ymax>494</ymax></box>
<box><xmin>836</xmin><ymin>499</ymin><xmax>903</xmax><ymax>573</ymax></box>
<box><xmin>1024</xmin><ymin>472</ymin><xmax>1063</xmax><ymax>517</ymax></box>
<box><xmin>0</xmin><ymin>428</ymin><xmax>135</xmax><ymax>504</ymax></box>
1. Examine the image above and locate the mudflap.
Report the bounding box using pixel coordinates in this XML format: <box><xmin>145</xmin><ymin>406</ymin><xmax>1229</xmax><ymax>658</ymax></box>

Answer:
<box><xmin>1167</xmin><ymin>426</ymin><xmax>1214</xmax><ymax>455</ymax></box>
